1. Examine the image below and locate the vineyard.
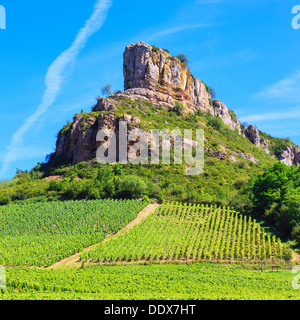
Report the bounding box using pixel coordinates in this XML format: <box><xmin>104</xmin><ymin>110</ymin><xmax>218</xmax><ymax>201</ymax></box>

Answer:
<box><xmin>1</xmin><ymin>263</ymin><xmax>299</xmax><ymax>300</ymax></box>
<box><xmin>82</xmin><ymin>202</ymin><xmax>288</xmax><ymax>264</ymax></box>
<box><xmin>0</xmin><ymin>199</ymin><xmax>146</xmax><ymax>267</ymax></box>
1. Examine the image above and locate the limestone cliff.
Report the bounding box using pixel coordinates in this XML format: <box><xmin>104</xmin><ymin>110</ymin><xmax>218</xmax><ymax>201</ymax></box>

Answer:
<box><xmin>113</xmin><ymin>41</ymin><xmax>214</xmax><ymax>115</ymax></box>
<box><xmin>245</xmin><ymin>125</ymin><xmax>270</xmax><ymax>155</ymax></box>
<box><xmin>54</xmin><ymin>42</ymin><xmax>298</xmax><ymax>168</ymax></box>
<box><xmin>213</xmin><ymin>100</ymin><xmax>241</xmax><ymax>134</ymax></box>
<box><xmin>280</xmin><ymin>146</ymin><xmax>300</xmax><ymax>168</ymax></box>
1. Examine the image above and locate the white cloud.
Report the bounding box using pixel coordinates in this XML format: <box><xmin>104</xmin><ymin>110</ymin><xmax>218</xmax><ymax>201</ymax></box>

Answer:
<box><xmin>0</xmin><ymin>0</ymin><xmax>112</xmax><ymax>178</ymax></box>
<box><xmin>147</xmin><ymin>23</ymin><xmax>214</xmax><ymax>41</ymax></box>
<box><xmin>253</xmin><ymin>71</ymin><xmax>300</xmax><ymax>102</ymax></box>
<box><xmin>132</xmin><ymin>23</ymin><xmax>215</xmax><ymax>44</ymax></box>
<box><xmin>239</xmin><ymin>107</ymin><xmax>300</xmax><ymax>123</ymax></box>
<box><xmin>196</xmin><ymin>0</ymin><xmax>223</xmax><ymax>3</ymax></box>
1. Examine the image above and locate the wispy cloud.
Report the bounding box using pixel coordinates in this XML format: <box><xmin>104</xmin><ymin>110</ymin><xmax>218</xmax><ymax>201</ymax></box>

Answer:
<box><xmin>147</xmin><ymin>23</ymin><xmax>214</xmax><ymax>41</ymax></box>
<box><xmin>253</xmin><ymin>71</ymin><xmax>300</xmax><ymax>102</ymax></box>
<box><xmin>132</xmin><ymin>23</ymin><xmax>215</xmax><ymax>44</ymax></box>
<box><xmin>196</xmin><ymin>0</ymin><xmax>223</xmax><ymax>4</ymax></box>
<box><xmin>239</xmin><ymin>107</ymin><xmax>300</xmax><ymax>123</ymax></box>
<box><xmin>0</xmin><ymin>0</ymin><xmax>112</xmax><ymax>177</ymax></box>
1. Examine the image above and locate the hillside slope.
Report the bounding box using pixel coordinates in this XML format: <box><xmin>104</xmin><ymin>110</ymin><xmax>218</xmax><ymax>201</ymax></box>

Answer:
<box><xmin>1</xmin><ymin>42</ymin><xmax>299</xmax><ymax>209</ymax></box>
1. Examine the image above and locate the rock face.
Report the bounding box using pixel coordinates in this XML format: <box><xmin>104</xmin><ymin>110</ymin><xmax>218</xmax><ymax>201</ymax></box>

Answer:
<box><xmin>93</xmin><ymin>98</ymin><xmax>118</xmax><ymax>112</ymax></box>
<box><xmin>114</xmin><ymin>41</ymin><xmax>214</xmax><ymax>115</ymax></box>
<box><xmin>280</xmin><ymin>146</ymin><xmax>300</xmax><ymax>168</ymax></box>
<box><xmin>245</xmin><ymin>125</ymin><xmax>270</xmax><ymax>154</ymax></box>
<box><xmin>234</xmin><ymin>152</ymin><xmax>259</xmax><ymax>164</ymax></box>
<box><xmin>213</xmin><ymin>100</ymin><xmax>241</xmax><ymax>134</ymax></box>
<box><xmin>56</xmin><ymin>113</ymin><xmax>118</xmax><ymax>165</ymax></box>
<box><xmin>55</xmin><ymin>41</ymin><xmax>298</xmax><ymax>167</ymax></box>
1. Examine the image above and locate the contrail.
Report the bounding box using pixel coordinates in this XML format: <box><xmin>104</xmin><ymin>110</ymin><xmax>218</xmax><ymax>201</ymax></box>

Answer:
<box><xmin>0</xmin><ymin>0</ymin><xmax>113</xmax><ymax>177</ymax></box>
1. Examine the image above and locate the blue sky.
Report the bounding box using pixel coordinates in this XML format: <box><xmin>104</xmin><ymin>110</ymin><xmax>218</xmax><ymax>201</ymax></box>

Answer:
<box><xmin>0</xmin><ymin>0</ymin><xmax>299</xmax><ymax>180</ymax></box>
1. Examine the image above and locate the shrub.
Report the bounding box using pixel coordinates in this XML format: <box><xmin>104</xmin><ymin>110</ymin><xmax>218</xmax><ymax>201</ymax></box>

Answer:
<box><xmin>0</xmin><ymin>194</ymin><xmax>11</xmax><ymax>205</ymax></box>
<box><xmin>207</xmin><ymin>116</ymin><xmax>224</xmax><ymax>132</ymax></box>
<box><xmin>272</xmin><ymin>138</ymin><xmax>292</xmax><ymax>158</ymax></box>
<box><xmin>101</xmin><ymin>84</ymin><xmax>112</xmax><ymax>97</ymax></box>
<box><xmin>151</xmin><ymin>45</ymin><xmax>159</xmax><ymax>52</ymax></box>
<box><xmin>176</xmin><ymin>54</ymin><xmax>189</xmax><ymax>65</ymax></box>
<box><xmin>173</xmin><ymin>101</ymin><xmax>185</xmax><ymax>116</ymax></box>
<box><xmin>195</xmin><ymin>109</ymin><xmax>202</xmax><ymax>117</ymax></box>
<box><xmin>117</xmin><ymin>176</ymin><xmax>148</xmax><ymax>199</ymax></box>
<box><xmin>292</xmin><ymin>225</ymin><xmax>300</xmax><ymax>246</ymax></box>
<box><xmin>234</xmin><ymin>178</ymin><xmax>246</xmax><ymax>189</ymax></box>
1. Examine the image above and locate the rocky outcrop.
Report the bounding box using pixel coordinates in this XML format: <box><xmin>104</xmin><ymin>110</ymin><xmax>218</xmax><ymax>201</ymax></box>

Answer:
<box><xmin>210</xmin><ymin>150</ymin><xmax>227</xmax><ymax>161</ymax></box>
<box><xmin>93</xmin><ymin>97</ymin><xmax>118</xmax><ymax>112</ymax></box>
<box><xmin>280</xmin><ymin>146</ymin><xmax>300</xmax><ymax>168</ymax></box>
<box><xmin>213</xmin><ymin>100</ymin><xmax>241</xmax><ymax>134</ymax></box>
<box><xmin>113</xmin><ymin>41</ymin><xmax>214</xmax><ymax>115</ymax></box>
<box><xmin>56</xmin><ymin>113</ymin><xmax>118</xmax><ymax>165</ymax></box>
<box><xmin>234</xmin><ymin>152</ymin><xmax>259</xmax><ymax>164</ymax></box>
<box><xmin>55</xmin><ymin>112</ymin><xmax>200</xmax><ymax>166</ymax></box>
<box><xmin>55</xmin><ymin>41</ymin><xmax>295</xmax><ymax>167</ymax></box>
<box><xmin>245</xmin><ymin>125</ymin><xmax>270</xmax><ymax>154</ymax></box>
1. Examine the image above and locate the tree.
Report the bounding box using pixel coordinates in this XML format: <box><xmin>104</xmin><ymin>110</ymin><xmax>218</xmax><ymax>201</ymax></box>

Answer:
<box><xmin>242</xmin><ymin>122</ymin><xmax>250</xmax><ymax>129</ymax></box>
<box><xmin>101</xmin><ymin>84</ymin><xmax>112</xmax><ymax>97</ymax></box>
<box><xmin>207</xmin><ymin>87</ymin><xmax>216</xmax><ymax>99</ymax></box>
<box><xmin>292</xmin><ymin>224</ymin><xmax>300</xmax><ymax>245</ymax></box>
<box><xmin>176</xmin><ymin>54</ymin><xmax>189</xmax><ymax>65</ymax></box>
<box><xmin>117</xmin><ymin>176</ymin><xmax>147</xmax><ymax>199</ymax></box>
<box><xmin>251</xmin><ymin>162</ymin><xmax>300</xmax><ymax>213</ymax></box>
<box><xmin>250</xmin><ymin>162</ymin><xmax>300</xmax><ymax>236</ymax></box>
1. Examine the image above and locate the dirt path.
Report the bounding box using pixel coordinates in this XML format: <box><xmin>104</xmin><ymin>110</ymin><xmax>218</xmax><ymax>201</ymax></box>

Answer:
<box><xmin>48</xmin><ymin>203</ymin><xmax>160</xmax><ymax>269</ymax></box>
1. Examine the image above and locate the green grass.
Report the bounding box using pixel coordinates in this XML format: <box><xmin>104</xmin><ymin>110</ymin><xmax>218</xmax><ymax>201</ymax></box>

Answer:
<box><xmin>0</xmin><ymin>199</ymin><xmax>146</xmax><ymax>267</ymax></box>
<box><xmin>1</xmin><ymin>263</ymin><xmax>299</xmax><ymax>300</ymax></box>
<box><xmin>82</xmin><ymin>202</ymin><xmax>284</xmax><ymax>264</ymax></box>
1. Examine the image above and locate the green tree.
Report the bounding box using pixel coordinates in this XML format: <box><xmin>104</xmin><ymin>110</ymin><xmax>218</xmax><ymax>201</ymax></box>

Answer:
<box><xmin>176</xmin><ymin>54</ymin><xmax>189</xmax><ymax>65</ymax></box>
<box><xmin>251</xmin><ymin>162</ymin><xmax>300</xmax><ymax>213</ymax></box>
<box><xmin>207</xmin><ymin>87</ymin><xmax>216</xmax><ymax>99</ymax></box>
<box><xmin>101</xmin><ymin>84</ymin><xmax>112</xmax><ymax>97</ymax></box>
<box><xmin>117</xmin><ymin>176</ymin><xmax>147</xmax><ymax>199</ymax></box>
<box><xmin>250</xmin><ymin>162</ymin><xmax>300</xmax><ymax>236</ymax></box>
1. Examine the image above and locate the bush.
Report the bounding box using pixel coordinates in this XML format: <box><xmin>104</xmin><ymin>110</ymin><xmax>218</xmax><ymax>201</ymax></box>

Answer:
<box><xmin>207</xmin><ymin>116</ymin><xmax>224</xmax><ymax>132</ymax></box>
<box><xmin>173</xmin><ymin>101</ymin><xmax>185</xmax><ymax>116</ymax></box>
<box><xmin>272</xmin><ymin>138</ymin><xmax>292</xmax><ymax>158</ymax></box>
<box><xmin>283</xmin><ymin>244</ymin><xmax>293</xmax><ymax>262</ymax></box>
<box><xmin>292</xmin><ymin>225</ymin><xmax>300</xmax><ymax>246</ymax></box>
<box><xmin>234</xmin><ymin>178</ymin><xmax>246</xmax><ymax>190</ymax></box>
<box><xmin>176</xmin><ymin>54</ymin><xmax>189</xmax><ymax>65</ymax></box>
<box><xmin>117</xmin><ymin>176</ymin><xmax>148</xmax><ymax>199</ymax></box>
<box><xmin>0</xmin><ymin>194</ymin><xmax>11</xmax><ymax>205</ymax></box>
